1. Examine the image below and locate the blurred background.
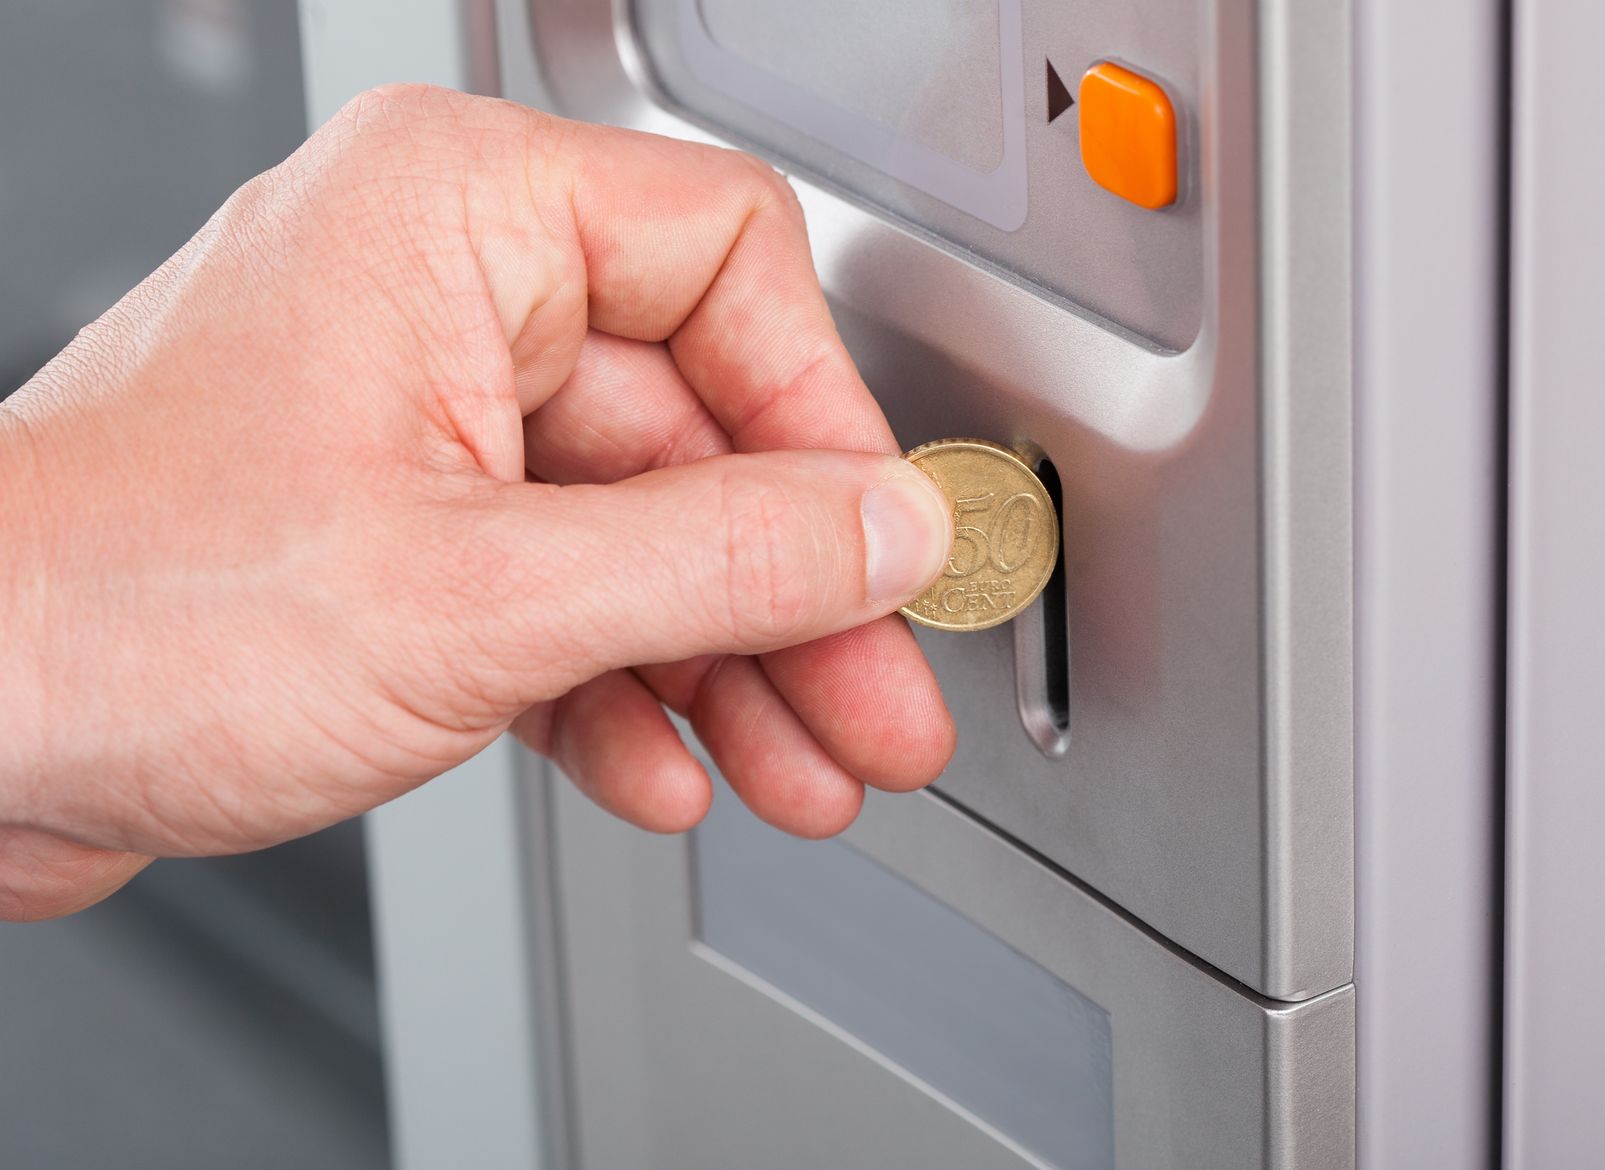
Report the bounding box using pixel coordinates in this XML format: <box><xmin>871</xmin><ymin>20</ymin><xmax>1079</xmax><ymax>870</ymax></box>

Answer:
<box><xmin>0</xmin><ymin>2</ymin><xmax>389</xmax><ymax>1166</ymax></box>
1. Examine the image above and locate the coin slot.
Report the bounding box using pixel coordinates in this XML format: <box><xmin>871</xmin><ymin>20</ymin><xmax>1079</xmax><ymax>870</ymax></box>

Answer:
<box><xmin>1013</xmin><ymin>455</ymin><xmax>1072</xmax><ymax>757</ymax></box>
<box><xmin>1037</xmin><ymin>459</ymin><xmax>1070</xmax><ymax>729</ymax></box>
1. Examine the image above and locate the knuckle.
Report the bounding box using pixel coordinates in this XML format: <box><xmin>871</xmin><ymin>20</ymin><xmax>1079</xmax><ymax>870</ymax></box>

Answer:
<box><xmin>299</xmin><ymin>86</ymin><xmax>514</xmax><ymax>272</ymax></box>
<box><xmin>333</xmin><ymin>82</ymin><xmax>459</xmax><ymax>137</ymax></box>
<box><xmin>209</xmin><ymin>169</ymin><xmax>291</xmax><ymax>253</ymax></box>
<box><xmin>321</xmin><ymin>84</ymin><xmax>485</xmax><ymax>184</ymax></box>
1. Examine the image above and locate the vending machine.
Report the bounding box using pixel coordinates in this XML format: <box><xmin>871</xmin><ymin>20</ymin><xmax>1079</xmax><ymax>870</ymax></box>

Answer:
<box><xmin>298</xmin><ymin>0</ymin><xmax>1604</xmax><ymax>1165</ymax></box>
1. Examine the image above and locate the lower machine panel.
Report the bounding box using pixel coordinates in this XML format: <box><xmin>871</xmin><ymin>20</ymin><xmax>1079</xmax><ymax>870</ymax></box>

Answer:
<box><xmin>548</xmin><ymin>773</ymin><xmax>1354</xmax><ymax>1170</ymax></box>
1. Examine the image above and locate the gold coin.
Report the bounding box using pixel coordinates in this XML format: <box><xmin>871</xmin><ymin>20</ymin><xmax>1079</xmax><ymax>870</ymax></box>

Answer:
<box><xmin>899</xmin><ymin>438</ymin><xmax>1060</xmax><ymax>632</ymax></box>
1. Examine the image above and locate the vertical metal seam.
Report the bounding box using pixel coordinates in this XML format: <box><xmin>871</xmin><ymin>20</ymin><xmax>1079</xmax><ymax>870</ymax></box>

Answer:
<box><xmin>1257</xmin><ymin>0</ymin><xmax>1355</xmax><ymax>999</ymax></box>
<box><xmin>1492</xmin><ymin>0</ymin><xmax>1515</xmax><ymax>1159</ymax></box>
<box><xmin>1257</xmin><ymin>0</ymin><xmax>1294</xmax><ymax>999</ymax></box>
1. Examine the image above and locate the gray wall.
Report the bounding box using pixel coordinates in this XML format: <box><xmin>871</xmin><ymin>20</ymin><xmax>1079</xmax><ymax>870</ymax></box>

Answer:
<box><xmin>0</xmin><ymin>4</ymin><xmax>389</xmax><ymax>1167</ymax></box>
<box><xmin>1</xmin><ymin>0</ymin><xmax>307</xmax><ymax>389</ymax></box>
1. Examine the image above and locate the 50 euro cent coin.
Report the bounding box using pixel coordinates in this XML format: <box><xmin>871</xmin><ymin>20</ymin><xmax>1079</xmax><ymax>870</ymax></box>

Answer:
<box><xmin>898</xmin><ymin>438</ymin><xmax>1060</xmax><ymax>633</ymax></box>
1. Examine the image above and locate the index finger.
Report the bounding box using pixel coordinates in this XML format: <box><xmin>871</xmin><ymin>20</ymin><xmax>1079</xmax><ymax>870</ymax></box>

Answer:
<box><xmin>532</xmin><ymin>116</ymin><xmax>896</xmax><ymax>454</ymax></box>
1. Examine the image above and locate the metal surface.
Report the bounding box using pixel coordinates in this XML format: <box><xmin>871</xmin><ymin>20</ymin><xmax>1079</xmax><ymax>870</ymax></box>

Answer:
<box><xmin>694</xmin><ymin>782</ymin><xmax>1115</xmax><ymax>1170</ymax></box>
<box><xmin>632</xmin><ymin>0</ymin><xmax>1203</xmax><ymax>350</ymax></box>
<box><xmin>298</xmin><ymin>0</ymin><xmax>500</xmax><ymax>121</ymax></box>
<box><xmin>556</xmin><ymin>774</ymin><xmax>1353</xmax><ymax>1170</ymax></box>
<box><xmin>1503</xmin><ymin>0</ymin><xmax>1605</xmax><ymax>1161</ymax></box>
<box><xmin>350</xmin><ymin>1</ymin><xmax>1367</xmax><ymax>1164</ymax></box>
<box><xmin>365</xmin><ymin>741</ymin><xmax>558</xmax><ymax>1170</ymax></box>
<box><xmin>1351</xmin><ymin>0</ymin><xmax>1507</xmax><ymax>1162</ymax></box>
<box><xmin>663</xmin><ymin>0</ymin><xmax>1026</xmax><ymax>226</ymax></box>
<box><xmin>504</xmin><ymin>0</ymin><xmax>1352</xmax><ymax>1001</ymax></box>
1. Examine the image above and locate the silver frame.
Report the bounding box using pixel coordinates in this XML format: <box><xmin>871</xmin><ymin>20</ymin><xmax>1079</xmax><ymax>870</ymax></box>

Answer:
<box><xmin>1350</xmin><ymin>0</ymin><xmax>1508</xmax><ymax>1164</ymax></box>
<box><xmin>1503</xmin><ymin>0</ymin><xmax>1605</xmax><ymax>1162</ymax></box>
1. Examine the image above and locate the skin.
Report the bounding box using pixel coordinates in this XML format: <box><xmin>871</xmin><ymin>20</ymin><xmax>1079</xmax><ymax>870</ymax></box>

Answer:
<box><xmin>0</xmin><ymin>86</ymin><xmax>957</xmax><ymax>922</ymax></box>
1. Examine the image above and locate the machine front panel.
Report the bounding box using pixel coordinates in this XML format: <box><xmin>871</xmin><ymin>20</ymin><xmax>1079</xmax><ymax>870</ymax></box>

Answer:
<box><xmin>501</xmin><ymin>0</ymin><xmax>1356</xmax><ymax>1160</ymax></box>
<box><xmin>515</xmin><ymin>0</ymin><xmax>1351</xmax><ymax>997</ymax></box>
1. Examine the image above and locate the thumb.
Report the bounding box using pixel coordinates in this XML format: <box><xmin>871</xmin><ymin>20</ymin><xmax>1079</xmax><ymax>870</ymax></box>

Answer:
<box><xmin>469</xmin><ymin>450</ymin><xmax>952</xmax><ymax>685</ymax></box>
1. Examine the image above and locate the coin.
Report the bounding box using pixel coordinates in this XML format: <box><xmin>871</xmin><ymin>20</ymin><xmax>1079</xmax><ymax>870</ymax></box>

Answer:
<box><xmin>899</xmin><ymin>438</ymin><xmax>1060</xmax><ymax>632</ymax></box>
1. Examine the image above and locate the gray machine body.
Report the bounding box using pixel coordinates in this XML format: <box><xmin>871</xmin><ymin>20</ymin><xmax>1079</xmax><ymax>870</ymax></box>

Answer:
<box><xmin>502</xmin><ymin>0</ymin><xmax>1360</xmax><ymax>1160</ymax></box>
<box><xmin>295</xmin><ymin>0</ymin><xmax>1599</xmax><ymax>1165</ymax></box>
<box><xmin>514</xmin><ymin>0</ymin><xmax>1356</xmax><ymax>1005</ymax></box>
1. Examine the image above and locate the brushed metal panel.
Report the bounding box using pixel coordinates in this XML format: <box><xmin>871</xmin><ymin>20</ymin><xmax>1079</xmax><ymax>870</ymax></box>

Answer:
<box><xmin>553</xmin><ymin>777</ymin><xmax>1354</xmax><ymax>1170</ymax></box>
<box><xmin>1504</xmin><ymin>0</ymin><xmax>1605</xmax><ymax>1162</ymax></box>
<box><xmin>504</xmin><ymin>0</ymin><xmax>1352</xmax><ymax>998</ymax></box>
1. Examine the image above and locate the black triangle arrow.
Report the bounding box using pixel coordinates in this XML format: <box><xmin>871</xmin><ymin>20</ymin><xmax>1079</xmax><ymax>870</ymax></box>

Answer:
<box><xmin>1047</xmin><ymin>59</ymin><xmax>1075</xmax><ymax>123</ymax></box>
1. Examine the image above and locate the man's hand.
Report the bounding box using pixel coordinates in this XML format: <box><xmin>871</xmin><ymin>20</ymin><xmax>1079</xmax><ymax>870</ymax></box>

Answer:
<box><xmin>0</xmin><ymin>86</ymin><xmax>955</xmax><ymax>920</ymax></box>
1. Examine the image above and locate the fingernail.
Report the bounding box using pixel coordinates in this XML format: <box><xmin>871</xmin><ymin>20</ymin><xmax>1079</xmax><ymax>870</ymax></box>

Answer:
<box><xmin>861</xmin><ymin>466</ymin><xmax>952</xmax><ymax>604</ymax></box>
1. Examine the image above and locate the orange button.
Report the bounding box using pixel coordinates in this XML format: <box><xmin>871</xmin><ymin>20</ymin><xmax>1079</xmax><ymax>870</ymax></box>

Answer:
<box><xmin>1078</xmin><ymin>61</ymin><xmax>1178</xmax><ymax>210</ymax></box>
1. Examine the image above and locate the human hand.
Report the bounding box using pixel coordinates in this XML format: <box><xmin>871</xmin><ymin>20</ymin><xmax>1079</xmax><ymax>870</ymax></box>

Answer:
<box><xmin>0</xmin><ymin>86</ymin><xmax>955</xmax><ymax>920</ymax></box>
